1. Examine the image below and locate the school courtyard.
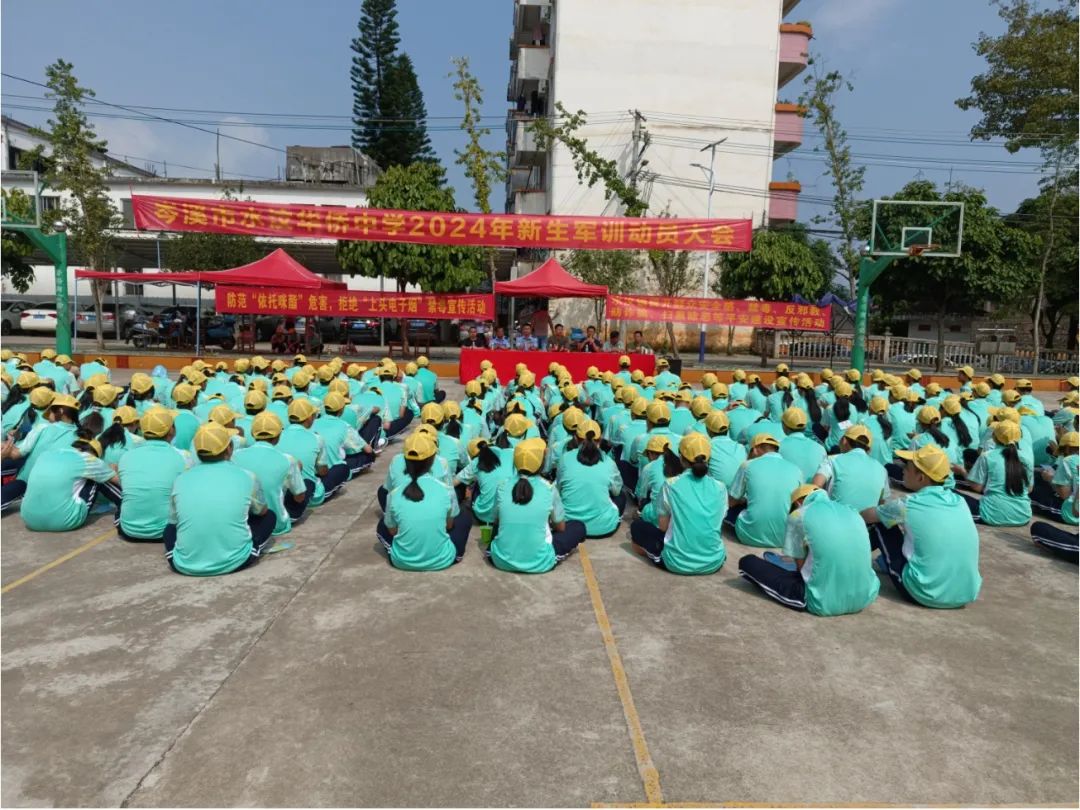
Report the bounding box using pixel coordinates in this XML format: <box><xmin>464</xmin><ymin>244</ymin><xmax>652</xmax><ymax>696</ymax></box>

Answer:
<box><xmin>1</xmin><ymin>378</ymin><xmax>1076</xmax><ymax>808</ymax></box>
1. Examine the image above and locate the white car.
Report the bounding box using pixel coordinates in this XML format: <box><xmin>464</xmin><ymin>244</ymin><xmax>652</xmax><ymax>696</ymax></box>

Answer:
<box><xmin>19</xmin><ymin>305</ymin><xmax>116</xmax><ymax>336</ymax></box>
<box><xmin>74</xmin><ymin>307</ymin><xmax>117</xmax><ymax>336</ymax></box>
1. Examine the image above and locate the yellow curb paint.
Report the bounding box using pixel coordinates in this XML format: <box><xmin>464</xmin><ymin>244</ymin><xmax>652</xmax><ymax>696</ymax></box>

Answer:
<box><xmin>579</xmin><ymin>545</ymin><xmax>663</xmax><ymax>805</ymax></box>
<box><xmin>1</xmin><ymin>529</ymin><xmax>115</xmax><ymax>595</ymax></box>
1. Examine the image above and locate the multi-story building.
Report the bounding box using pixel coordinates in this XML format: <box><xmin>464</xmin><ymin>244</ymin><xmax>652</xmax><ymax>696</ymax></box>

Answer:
<box><xmin>504</xmin><ymin>0</ymin><xmax>810</xmax><ymax>306</ymax></box>
<box><xmin>1</xmin><ymin>116</ymin><xmax>382</xmax><ymax>302</ymax></box>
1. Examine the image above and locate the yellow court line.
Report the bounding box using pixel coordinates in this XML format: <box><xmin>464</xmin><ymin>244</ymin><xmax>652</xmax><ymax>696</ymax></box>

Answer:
<box><xmin>592</xmin><ymin>802</ymin><xmax>1076</xmax><ymax>808</ymax></box>
<box><xmin>1</xmin><ymin>528</ymin><xmax>116</xmax><ymax>595</ymax></box>
<box><xmin>579</xmin><ymin>545</ymin><xmax>664</xmax><ymax>805</ymax></box>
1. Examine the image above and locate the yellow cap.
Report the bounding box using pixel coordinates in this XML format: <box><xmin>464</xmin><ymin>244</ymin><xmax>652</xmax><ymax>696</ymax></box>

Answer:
<box><xmin>751</xmin><ymin>433</ymin><xmax>780</xmax><ymax>449</ymax></box>
<box><xmin>690</xmin><ymin>396</ymin><xmax>713</xmax><ymax>418</ymax></box>
<box><xmin>973</xmin><ymin>382</ymin><xmax>991</xmax><ymax>397</ymax></box>
<box><xmin>845</xmin><ymin>368</ymin><xmax>862</xmax><ymax>383</ymax></box>
<box><xmin>15</xmin><ymin>371</ymin><xmax>39</xmax><ymax>390</ymax></box>
<box><xmin>630</xmin><ymin>398</ymin><xmax>649</xmax><ymax>417</ymax></box>
<box><xmin>619</xmin><ymin>355</ymin><xmax>631</xmax><ymax>367</ymax></box>
<box><xmin>460</xmin><ymin>379</ymin><xmax>481</xmax><ymax>398</ymax></box>
<box><xmin>705</xmin><ymin>409</ymin><xmax>730</xmax><ymax>435</ymax></box>
<box><xmin>776</xmin><ymin>362</ymin><xmax>789</xmax><ymax>373</ymax></box>
<box><xmin>479</xmin><ymin>359</ymin><xmax>493</xmax><ymax>371</ymax></box>
<box><xmin>513</xmin><ymin>437</ymin><xmax>547</xmax><ymax>474</ymax></box>
<box><xmin>314</xmin><ymin>365</ymin><xmax>333</xmax><ymax>383</ymax></box>
<box><xmin>795</xmin><ymin>373</ymin><xmax>814</xmax><ymax>390</ymax></box>
<box><xmin>989</xmin><ymin>373</ymin><xmax>1006</xmax><ymax>386</ymax></box>
<box><xmin>248</xmin><ymin>411</ymin><xmax>282</xmax><ymax>440</ymax></box>
<box><xmin>646</xmin><ymin>401</ymin><xmax>671</xmax><ymax>424</ymax></box>
<box><xmin>55</xmin><ymin>353</ymin><xmax>72</xmax><ymax>365</ymax></box>
<box><xmin>1061</xmin><ymin>391</ymin><xmax>1080</xmax><ymax>405</ymax></box>
<box><xmin>833</xmin><ymin>380</ymin><xmax>853</xmax><ymax>398</ymax></box>
<box><xmin>248</xmin><ymin>377</ymin><xmax>269</xmax><ymax>392</ymax></box>
<box><xmin>820</xmin><ymin>368</ymin><xmax>834</xmax><ymax>381</ymax></box>
<box><xmin>601</xmin><ymin>370</ymin><xmax>614</xmax><ymax>384</ymax></box>
<box><xmin>906</xmin><ymin>368</ymin><xmax>922</xmax><ymax>380</ymax></box>
<box><xmin>51</xmin><ymin>393</ymin><xmax>80</xmax><ymax>410</ymax></box>
<box><xmin>587</xmin><ymin>365</ymin><xmax>600</xmax><ymax>380</ymax></box>
<box><xmin>414</xmin><ymin>423</ymin><xmax>437</xmax><ymax>439</ymax></box>
<box><xmin>403</xmin><ymin>431</ymin><xmax>437</xmax><ymax>461</ymax></box>
<box><xmin>747</xmin><ymin>373</ymin><xmax>761</xmax><ymax>384</ymax></box>
<box><xmin>895</xmin><ymin>444</ymin><xmax>951</xmax><ymax>483</ymax></box>
<box><xmin>843</xmin><ymin>423</ymin><xmax>872</xmax><ymax>447</ymax></box>
<box><xmin>519</xmin><ymin>371</ymin><xmax>536</xmax><ymax>388</ymax></box>
<box><xmin>74</xmin><ymin>437</ymin><xmax>103</xmax><ymax>458</ymax></box>
<box><xmin>1015</xmin><ymin>378</ymin><xmax>1033</xmax><ymax>390</ymax></box>
<box><xmin>138</xmin><ymin>408</ymin><xmax>173</xmax><ymax>439</ymax></box>
<box><xmin>466</xmin><ymin>437</ymin><xmax>489</xmax><ymax>458</ymax></box>
<box><xmin>631</xmin><ymin>369</ymin><xmax>645</xmax><ymax>383</ymax></box>
<box><xmin>674</xmin><ymin>388</ymin><xmax>692</xmax><ymax>403</ymax></box>
<box><xmin>958</xmin><ymin>365</ymin><xmax>975</xmax><ymax>379</ymax></box>
<box><xmin>443</xmin><ymin>400</ymin><xmax>462</xmax><ymax>420</ymax></box>
<box><xmin>251</xmin><ymin>356</ymin><xmax>270</xmax><ymax>370</ymax></box>
<box><xmin>193</xmin><ymin>422</ymin><xmax>237</xmax><ymax>457</ymax></box>
<box><xmin>711</xmin><ymin>382</ymin><xmax>729</xmax><ymax>399</ymax></box>
<box><xmin>782</xmin><ymin>407</ymin><xmax>807</xmax><ymax>430</ymax></box>
<box><xmin>733</xmin><ymin>368</ymin><xmax>747</xmax><ymax>381</ymax></box>
<box><xmin>656</xmin><ymin>357</ymin><xmax>670</xmax><ymax>369</ymax></box>
<box><xmin>561</xmin><ymin>406</ymin><xmax>586</xmax><ymax>432</ymax></box>
<box><xmin>271</xmin><ymin>373</ymin><xmax>289</xmax><ymax>386</ymax></box>
<box><xmin>287</xmin><ymin>398</ymin><xmax>318</xmax><ymax>423</ymax></box>
<box><xmin>619</xmin><ymin>387</ymin><xmax>636</xmax><ymax>405</ymax></box>
<box><xmin>92</xmin><ymin>384</ymin><xmax>122</xmax><ymax>406</ymax></box>
<box><xmin>323</xmin><ymin>392</ymin><xmax>348</xmax><ymax>414</ymax></box>
<box><xmin>679</xmin><ymin>432</ymin><xmax>711</xmax><ymax>463</ymax></box>
<box><xmin>0</xmin><ymin>349</ymin><xmax>10</xmax><ymax>361</ymax></box>
<box><xmin>611</xmin><ymin>377</ymin><xmax>624</xmax><ymax>391</ymax></box>
<box><xmin>889</xmin><ymin>383</ymin><xmax>909</xmax><ymax>401</ymax></box>
<box><xmin>992</xmin><ymin>420</ymin><xmax>1022</xmax><ymax>446</ymax></box>
<box><xmin>700</xmin><ymin>372</ymin><xmax>717</xmax><ymax>388</ymax></box>
<box><xmin>505</xmin><ymin>399</ymin><xmax>526</xmax><ymax>416</ymax></box>
<box><xmin>271</xmin><ymin>359</ymin><xmax>287</xmax><ymax>373</ymax></box>
<box><xmin>917</xmin><ymin>405</ymin><xmax>941</xmax><ymax>425</ymax></box>
<box><xmin>869</xmin><ymin>396</ymin><xmax>889</xmax><ymax>414</ymax></box>
<box><xmin>959</xmin><ymin>390</ymin><xmax>973</xmax><ymax>401</ymax></box>
<box><xmin>575</xmin><ymin>419</ymin><xmax>602</xmax><ymax>440</ymax></box>
<box><xmin>941</xmin><ymin>395</ymin><xmax>962</xmax><ymax>416</ymax></box>
<box><xmin>243</xmin><ymin>390</ymin><xmax>268</xmax><ymax>412</ymax></box>
<box><xmin>1067</xmin><ymin>376</ymin><xmax>1080</xmax><ymax>388</ymax></box>
<box><xmin>328</xmin><ymin>378</ymin><xmax>350</xmax><ymax>396</ymax></box>
<box><xmin>112</xmin><ymin>405</ymin><xmax>139</xmax><ymax>426</ymax></box>
<box><xmin>870</xmin><ymin>369</ymin><xmax>886</xmax><ymax>382</ymax></box>
<box><xmin>171</xmin><ymin>383</ymin><xmax>197</xmax><ymax>405</ymax></box>
<box><xmin>417</xmin><ymin>402</ymin><xmax>444</xmax><ymax>427</ymax></box>
<box><xmin>29</xmin><ymin>387</ymin><xmax>55</xmax><ymax>409</ymax></box>
<box><xmin>209</xmin><ymin>404</ymin><xmax>239</xmax><ymax>427</ymax></box>
<box><xmin>1001</xmin><ymin>389</ymin><xmax>1021</xmax><ymax>405</ymax></box>
<box><xmin>992</xmin><ymin>406</ymin><xmax>1020</xmax><ymax>425</ymax></box>
<box><xmin>504</xmin><ymin>413</ymin><xmax>533</xmax><ymax>438</ymax></box>
<box><xmin>790</xmin><ymin>483</ymin><xmax>820</xmax><ymax>505</ymax></box>
<box><xmin>775</xmin><ymin>376</ymin><xmax>792</xmax><ymax>390</ymax></box>
<box><xmin>272</xmin><ymin>385</ymin><xmax>292</xmax><ymax>401</ymax></box>
<box><xmin>562</xmin><ymin>384</ymin><xmax>580</xmax><ymax>401</ymax></box>
<box><xmin>41</xmin><ymin>348</ymin><xmax>57</xmax><ymax>359</ymax></box>
<box><xmin>130</xmin><ymin>373</ymin><xmax>154</xmax><ymax>395</ymax></box>
<box><xmin>1058</xmin><ymin>431</ymin><xmax>1079</xmax><ymax>449</ymax></box>
<box><xmin>925</xmin><ymin>382</ymin><xmax>942</xmax><ymax>397</ymax></box>
<box><xmin>417</xmin><ymin>355</ymin><xmax>430</xmax><ymax>368</ymax></box>
<box><xmin>645</xmin><ymin>434</ymin><xmax>672</xmax><ymax>454</ymax></box>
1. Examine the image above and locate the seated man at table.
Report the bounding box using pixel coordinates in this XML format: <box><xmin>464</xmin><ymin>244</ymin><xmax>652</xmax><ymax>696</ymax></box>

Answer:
<box><xmin>548</xmin><ymin>323</ymin><xmax>571</xmax><ymax>352</ymax></box>
<box><xmin>515</xmin><ymin>323</ymin><xmax>539</xmax><ymax>352</ymax></box>
<box><xmin>460</xmin><ymin>325</ymin><xmax>487</xmax><ymax>349</ymax></box>
<box><xmin>577</xmin><ymin>325</ymin><xmax>603</xmax><ymax>353</ymax></box>
<box><xmin>627</xmin><ymin>330</ymin><xmax>653</xmax><ymax>355</ymax></box>
<box><xmin>603</xmin><ymin>330</ymin><xmax>622</xmax><ymax>353</ymax></box>
<box><xmin>489</xmin><ymin>326</ymin><xmax>511</xmax><ymax>350</ymax></box>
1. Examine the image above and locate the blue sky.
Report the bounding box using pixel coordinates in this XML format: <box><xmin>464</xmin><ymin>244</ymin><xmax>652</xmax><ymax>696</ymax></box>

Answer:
<box><xmin>1</xmin><ymin>0</ymin><xmax>1047</xmax><ymax>220</ymax></box>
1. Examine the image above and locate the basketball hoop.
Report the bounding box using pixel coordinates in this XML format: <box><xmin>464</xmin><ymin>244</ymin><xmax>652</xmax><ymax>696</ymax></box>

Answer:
<box><xmin>907</xmin><ymin>243</ymin><xmax>940</xmax><ymax>257</ymax></box>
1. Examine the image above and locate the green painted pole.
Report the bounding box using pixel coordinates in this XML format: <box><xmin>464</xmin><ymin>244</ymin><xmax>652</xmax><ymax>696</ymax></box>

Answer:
<box><xmin>23</xmin><ymin>228</ymin><xmax>71</xmax><ymax>356</ymax></box>
<box><xmin>850</xmin><ymin>254</ymin><xmax>898</xmax><ymax>373</ymax></box>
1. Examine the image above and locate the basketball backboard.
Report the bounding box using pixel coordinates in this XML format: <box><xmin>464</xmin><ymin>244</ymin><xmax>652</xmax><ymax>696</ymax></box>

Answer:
<box><xmin>1</xmin><ymin>171</ymin><xmax>43</xmax><ymax>230</ymax></box>
<box><xmin>868</xmin><ymin>199</ymin><xmax>964</xmax><ymax>258</ymax></box>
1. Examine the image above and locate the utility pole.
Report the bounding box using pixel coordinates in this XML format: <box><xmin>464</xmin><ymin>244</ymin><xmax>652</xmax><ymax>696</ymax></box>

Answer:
<box><xmin>215</xmin><ymin>129</ymin><xmax>221</xmax><ymax>183</ymax></box>
<box><xmin>628</xmin><ymin>109</ymin><xmax>649</xmax><ymax>200</ymax></box>
<box><xmin>692</xmin><ymin>138</ymin><xmax>726</xmax><ymax>364</ymax></box>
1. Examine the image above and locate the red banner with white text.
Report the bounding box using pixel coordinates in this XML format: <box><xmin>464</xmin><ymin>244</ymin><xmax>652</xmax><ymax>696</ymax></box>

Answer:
<box><xmin>606</xmin><ymin>294</ymin><xmax>830</xmax><ymax>332</ymax></box>
<box><xmin>216</xmin><ymin>286</ymin><xmax>494</xmax><ymax>321</ymax></box>
<box><xmin>133</xmin><ymin>195</ymin><xmax>753</xmax><ymax>252</ymax></box>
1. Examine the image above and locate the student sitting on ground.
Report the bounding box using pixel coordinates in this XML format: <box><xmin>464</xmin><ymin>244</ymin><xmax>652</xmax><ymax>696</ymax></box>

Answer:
<box><xmin>115</xmin><ymin>409</ymin><xmax>193</xmax><ymax>542</ymax></box>
<box><xmin>812</xmin><ymin>424</ymin><xmax>889</xmax><ymax>513</ymax></box>
<box><xmin>962</xmin><ymin>420</ymin><xmax>1033</xmax><ymax>526</ymax></box>
<box><xmin>861</xmin><ymin>444</ymin><xmax>982</xmax><ymax>609</ymax></box>
<box><xmin>778</xmin><ymin>407</ymin><xmax>826</xmax><ymax>483</ymax></box>
<box><xmin>863</xmin><ymin>396</ymin><xmax>896</xmax><ymax>467</ymax></box>
<box><xmin>633</xmin><ymin>435</ymin><xmax>681</xmax><ymax>527</ymax></box>
<box><xmin>629</xmin><ymin>433</ymin><xmax>727</xmax><ymax>575</ymax></box>
<box><xmin>19</xmin><ymin>430</ymin><xmax>122</xmax><ymax>533</ymax></box>
<box><xmin>556</xmin><ymin>419</ymin><xmax>625</xmax><ymax>538</ymax></box>
<box><xmin>377</xmin><ymin>431</ymin><xmax>472</xmax><ymax>570</ymax></box>
<box><xmin>455</xmin><ymin>437</ymin><xmax>514</xmax><ymax>525</ymax></box>
<box><xmin>726</xmin><ymin>433</ymin><xmax>804</xmax><ymax>548</ymax></box>
<box><xmin>277</xmin><ymin>398</ymin><xmax>346</xmax><ymax>507</ymax></box>
<box><xmin>1</xmin><ymin>393</ymin><xmax>84</xmax><ymax>512</ymax></box>
<box><xmin>314</xmin><ymin>392</ymin><xmax>373</xmax><ymax>477</ymax></box>
<box><xmin>378</xmin><ymin>425</ymin><xmax>452</xmax><ymax>510</ymax></box>
<box><xmin>739</xmin><ymin>484</ymin><xmax>879</xmax><ymax>616</ymax></box>
<box><xmin>99</xmin><ymin>406</ymin><xmax>144</xmax><ymax>466</ymax></box>
<box><xmin>488</xmin><ymin>438</ymin><xmax>587</xmax><ymax>573</ymax></box>
<box><xmin>703</xmin><ymin>409</ymin><xmax>747</xmax><ymax>488</ymax></box>
<box><xmin>165</xmin><ymin>423</ymin><xmax>275</xmax><ymax>576</ymax></box>
<box><xmin>233</xmin><ymin>412</ymin><xmax>312</xmax><ymax>539</ymax></box>
<box><xmin>1031</xmin><ymin>431</ymin><xmax>1078</xmax><ymax>524</ymax></box>
<box><xmin>414</xmin><ymin>356</ymin><xmax>445</xmax><ymax>405</ymax></box>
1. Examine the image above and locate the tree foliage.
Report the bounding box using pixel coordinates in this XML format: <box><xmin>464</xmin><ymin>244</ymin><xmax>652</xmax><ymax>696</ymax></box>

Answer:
<box><xmin>799</xmin><ymin>67</ymin><xmax>866</xmax><ymax>299</ymax></box>
<box><xmin>528</xmin><ymin>102</ymin><xmax>649</xmax><ymax>217</ymax></box>
<box><xmin>715</xmin><ymin>225</ymin><xmax>834</xmax><ymax>302</ymax></box>
<box><xmin>956</xmin><ymin>0</ymin><xmax>1079</xmax><ymax>154</ymax></box>
<box><xmin>336</xmin><ymin>163</ymin><xmax>483</xmax><ymax>294</ymax></box>
<box><xmin>567</xmin><ymin>250</ymin><xmax>640</xmax><ymax>325</ymax></box>
<box><xmin>349</xmin><ymin>0</ymin><xmax>434</xmax><ymax>170</ymax></box>
<box><xmin>1</xmin><ymin>189</ymin><xmax>36</xmax><ymax>293</ymax></box>
<box><xmin>27</xmin><ymin>60</ymin><xmax>120</xmax><ymax>349</ymax></box>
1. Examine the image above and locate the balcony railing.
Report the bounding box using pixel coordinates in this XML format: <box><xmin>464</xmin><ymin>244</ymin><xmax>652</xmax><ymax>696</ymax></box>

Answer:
<box><xmin>778</xmin><ymin>23</ymin><xmax>812</xmax><ymax>88</ymax></box>
<box><xmin>773</xmin><ymin>103</ymin><xmax>805</xmax><ymax>157</ymax></box>
<box><xmin>768</xmin><ymin>180</ymin><xmax>801</xmax><ymax>223</ymax></box>
<box><xmin>512</xmin><ymin>190</ymin><xmax>547</xmax><ymax>216</ymax></box>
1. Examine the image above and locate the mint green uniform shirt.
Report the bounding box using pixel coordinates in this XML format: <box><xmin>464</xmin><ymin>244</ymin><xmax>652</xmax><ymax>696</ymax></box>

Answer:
<box><xmin>635</xmin><ymin>457</ymin><xmax>668</xmax><ymax>526</ymax></box>
<box><xmin>415</xmin><ymin>367</ymin><xmax>439</xmax><ymax>403</ymax></box>
<box><xmin>887</xmin><ymin>404</ymin><xmax>918</xmax><ymax>454</ymax></box>
<box><xmin>668</xmin><ymin>407</ymin><xmax>695</xmax><ymax>437</ymax></box>
<box><xmin>737</xmin><ymin>418</ymin><xmax>785</xmax><ymax>448</ymax></box>
<box><xmin>276</xmin><ymin>424</ymin><xmax>332</xmax><ymax>506</ymax></box>
<box><xmin>1021</xmin><ymin>413</ymin><xmax>1055</xmax><ymax>467</ymax></box>
<box><xmin>1052</xmin><ymin>454</ymin><xmax>1078</xmax><ymax>525</ymax></box>
<box><xmin>782</xmin><ymin>490</ymin><xmax>879</xmax><ymax>616</ymax></box>
<box><xmin>780</xmin><ymin>432</ymin><xmax>827</xmax><ymax>483</ymax></box>
<box><xmin>16</xmin><ymin>421</ymin><xmax>77</xmax><ymax>482</ymax></box>
<box><xmin>556</xmin><ymin>447</ymin><xmax>622</xmax><ymax>537</ymax></box>
<box><xmin>118</xmin><ymin>440</ymin><xmax>193</xmax><ymax>539</ymax></box>
<box><xmin>877</xmin><ymin>487</ymin><xmax>981</xmax><ymax>608</ymax></box>
<box><xmin>863</xmin><ymin>416</ymin><xmax>895</xmax><ymax>466</ymax></box>
<box><xmin>968</xmin><ymin>446</ymin><xmax>1032</xmax><ymax>526</ymax></box>
<box><xmin>103</xmin><ymin>431</ymin><xmax>144</xmax><ymax>467</ymax></box>
<box><xmin>20</xmin><ymin>448</ymin><xmax>116</xmax><ymax>532</ymax></box>
<box><xmin>729</xmin><ymin>452</ymin><xmax>803</xmax><ymax>547</ymax></box>
<box><xmin>728</xmin><ymin>381</ymin><xmax>748</xmax><ymax>403</ymax></box>
<box><xmin>745</xmin><ymin>386</ymin><xmax>768</xmax><ymax>415</ymax></box>
<box><xmin>2</xmin><ymin>399</ymin><xmax>31</xmax><ymax>435</ymax></box>
<box><xmin>1018</xmin><ymin>393</ymin><xmax>1044</xmax><ymax>416</ymax></box>
<box><xmin>234</xmin><ymin>442</ymin><xmax>307</xmax><ymax>536</ymax></box>
<box><xmin>171</xmin><ymin>410</ymin><xmax>201</xmax><ymax>453</ymax></box>
<box><xmin>656</xmin><ymin>470</ymin><xmax>727</xmax><ymax>575</ymax></box>
<box><xmin>384</xmin><ymin>474</ymin><xmax>459</xmax><ymax>570</ymax></box>
<box><xmin>708</xmin><ymin>434</ymin><xmax>747</xmax><ymax>488</ymax></box>
<box><xmin>490</xmin><ymin>476</ymin><xmax>565</xmax><ymax>574</ymax></box>
<box><xmin>617</xmin><ymin>419</ymin><xmax>648</xmax><ymax>463</ymax></box>
<box><xmin>455</xmin><ymin>446</ymin><xmax>514</xmax><ymax>524</ymax></box>
<box><xmin>169</xmin><ymin>461</ymin><xmax>268</xmax><ymax>576</ymax></box>
<box><xmin>313</xmin><ymin>414</ymin><xmax>364</xmax><ymax>464</ymax></box>
<box><xmin>815</xmin><ymin>448</ymin><xmax>889</xmax><ymax>512</ymax></box>
<box><xmin>724</xmin><ymin>408</ymin><xmax>759</xmax><ymax>447</ymax></box>
<box><xmin>78</xmin><ymin>361</ymin><xmax>110</xmax><ymax>383</ymax></box>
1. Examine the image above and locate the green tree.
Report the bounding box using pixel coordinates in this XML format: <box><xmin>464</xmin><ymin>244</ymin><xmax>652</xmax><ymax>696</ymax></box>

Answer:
<box><xmin>799</xmin><ymin>68</ymin><xmax>866</xmax><ymax>299</ymax></box>
<box><xmin>350</xmin><ymin>0</ymin><xmax>400</xmax><ymax>163</ymax></box>
<box><xmin>450</xmin><ymin>56</ymin><xmax>506</xmax><ymax>285</ymax></box>
<box><xmin>1</xmin><ymin>189</ymin><xmax>36</xmax><ymax>293</ymax></box>
<box><xmin>956</xmin><ymin>0</ymin><xmax>1078</xmax><ymax>154</ymax></box>
<box><xmin>870</xmin><ymin>180</ymin><xmax>1037</xmax><ymax>371</ymax></box>
<box><xmin>380</xmin><ymin>54</ymin><xmax>436</xmax><ymax>168</ymax></box>
<box><xmin>715</xmin><ymin>226</ymin><xmax>834</xmax><ymax>302</ymax></box>
<box><xmin>566</xmin><ymin>250</ymin><xmax>640</xmax><ymax>326</ymax></box>
<box><xmin>528</xmin><ymin>102</ymin><xmax>649</xmax><ymax>217</ymax></box>
<box><xmin>26</xmin><ymin>60</ymin><xmax>120</xmax><ymax>349</ymax></box>
<box><xmin>336</xmin><ymin>163</ymin><xmax>483</xmax><ymax>348</ymax></box>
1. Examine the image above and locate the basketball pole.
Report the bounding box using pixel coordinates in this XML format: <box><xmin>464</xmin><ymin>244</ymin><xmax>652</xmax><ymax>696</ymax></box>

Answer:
<box><xmin>851</xmin><ymin>254</ymin><xmax>897</xmax><ymax>373</ymax></box>
<box><xmin>22</xmin><ymin>226</ymin><xmax>71</xmax><ymax>356</ymax></box>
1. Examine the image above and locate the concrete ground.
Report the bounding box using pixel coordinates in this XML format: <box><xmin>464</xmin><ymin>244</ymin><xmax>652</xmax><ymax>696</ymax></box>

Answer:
<box><xmin>2</xmin><ymin>379</ymin><xmax>1077</xmax><ymax>807</ymax></box>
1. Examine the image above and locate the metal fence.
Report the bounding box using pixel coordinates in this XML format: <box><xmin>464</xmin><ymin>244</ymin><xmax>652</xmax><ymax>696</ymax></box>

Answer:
<box><xmin>776</xmin><ymin>332</ymin><xmax>1078</xmax><ymax>375</ymax></box>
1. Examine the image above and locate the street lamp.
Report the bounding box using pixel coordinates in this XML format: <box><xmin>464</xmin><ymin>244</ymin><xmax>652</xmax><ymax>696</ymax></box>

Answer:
<box><xmin>691</xmin><ymin>137</ymin><xmax>726</xmax><ymax>364</ymax></box>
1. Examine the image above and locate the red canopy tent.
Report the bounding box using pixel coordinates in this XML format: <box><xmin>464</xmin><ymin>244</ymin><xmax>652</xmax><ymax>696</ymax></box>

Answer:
<box><xmin>493</xmin><ymin>257</ymin><xmax>607</xmax><ymax>298</ymax></box>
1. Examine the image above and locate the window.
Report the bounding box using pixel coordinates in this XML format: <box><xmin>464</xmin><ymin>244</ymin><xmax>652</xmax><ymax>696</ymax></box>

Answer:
<box><xmin>40</xmin><ymin>195</ymin><xmax>60</xmax><ymax>212</ymax></box>
<box><xmin>121</xmin><ymin>198</ymin><xmax>134</xmax><ymax>228</ymax></box>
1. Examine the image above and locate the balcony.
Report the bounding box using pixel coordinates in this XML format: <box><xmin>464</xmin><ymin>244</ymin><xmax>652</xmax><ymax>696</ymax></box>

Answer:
<box><xmin>512</xmin><ymin>0</ymin><xmax>551</xmax><ymax>39</ymax></box>
<box><xmin>777</xmin><ymin>23</ymin><xmax>812</xmax><ymax>88</ymax></box>
<box><xmin>773</xmin><ymin>103</ymin><xmax>805</xmax><ymax>157</ymax></box>
<box><xmin>768</xmin><ymin>181</ymin><xmax>801</xmax><ymax>224</ymax></box>
<box><xmin>511</xmin><ymin>189</ymin><xmax>547</xmax><ymax>216</ymax></box>
<box><xmin>782</xmin><ymin>0</ymin><xmax>801</xmax><ymax>14</ymax></box>
<box><xmin>507</xmin><ymin>113</ymin><xmax>545</xmax><ymax>168</ymax></box>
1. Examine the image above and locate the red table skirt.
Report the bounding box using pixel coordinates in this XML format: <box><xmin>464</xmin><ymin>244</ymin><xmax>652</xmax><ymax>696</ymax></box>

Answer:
<box><xmin>458</xmin><ymin>349</ymin><xmax>656</xmax><ymax>383</ymax></box>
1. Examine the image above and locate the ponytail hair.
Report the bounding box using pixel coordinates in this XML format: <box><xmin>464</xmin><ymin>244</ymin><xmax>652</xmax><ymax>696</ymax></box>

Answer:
<box><xmin>947</xmin><ymin>413</ymin><xmax>973</xmax><ymax>447</ymax></box>
<box><xmin>476</xmin><ymin>442</ymin><xmax>500</xmax><ymax>473</ymax></box>
<box><xmin>78</xmin><ymin>389</ymin><xmax>95</xmax><ymax>411</ymax></box>
<box><xmin>495</xmin><ymin>431</ymin><xmax>512</xmax><ymax>449</ymax></box>
<box><xmin>577</xmin><ymin>433</ymin><xmax>602</xmax><ymax>466</ymax></box>
<box><xmin>98</xmin><ymin>422</ymin><xmax>128</xmax><ymax>452</ymax></box>
<box><xmin>753</xmin><ymin>380</ymin><xmax>770</xmax><ymax>396</ymax></box>
<box><xmin>833</xmin><ymin>397</ymin><xmax>851</xmax><ymax>423</ymax></box>
<box><xmin>804</xmin><ymin>395</ymin><xmax>823</xmax><ymax>426</ymax></box>
<box><xmin>512</xmin><ymin>473</ymin><xmax>535</xmax><ymax>505</ymax></box>
<box><xmin>2</xmin><ymin>385</ymin><xmax>25</xmax><ymax>412</ymax></box>
<box><xmin>662</xmin><ymin>447</ymin><xmax>683</xmax><ymax>478</ymax></box>
<box><xmin>72</xmin><ymin>426</ymin><xmax>99</xmax><ymax>455</ymax></box>
<box><xmin>925</xmin><ymin>424</ymin><xmax>950</xmax><ymax>448</ymax></box>
<box><xmin>782</xmin><ymin>390</ymin><xmax>793</xmax><ymax>409</ymax></box>
<box><xmin>904</xmin><ymin>399</ymin><xmax>918</xmax><ymax>413</ymax></box>
<box><xmin>688</xmin><ymin>456</ymin><xmax>709</xmax><ymax>478</ymax></box>
<box><xmin>403</xmin><ymin>457</ymin><xmax>432</xmax><ymax>502</ymax></box>
<box><xmin>876</xmin><ymin>413</ymin><xmax>893</xmax><ymax>440</ymax></box>
<box><xmin>850</xmin><ymin>390</ymin><xmax>868</xmax><ymax>413</ymax></box>
<box><xmin>444</xmin><ymin>418</ymin><xmax>462</xmax><ymax>439</ymax></box>
<box><xmin>1001</xmin><ymin>444</ymin><xmax>1028</xmax><ymax>496</ymax></box>
<box><xmin>79</xmin><ymin>411</ymin><xmax>105</xmax><ymax>436</ymax></box>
